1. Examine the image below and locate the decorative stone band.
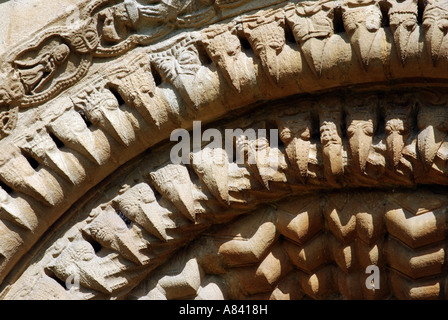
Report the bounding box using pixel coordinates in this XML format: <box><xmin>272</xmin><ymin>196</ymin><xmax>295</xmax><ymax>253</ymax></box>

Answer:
<box><xmin>2</xmin><ymin>89</ymin><xmax>448</xmax><ymax>299</ymax></box>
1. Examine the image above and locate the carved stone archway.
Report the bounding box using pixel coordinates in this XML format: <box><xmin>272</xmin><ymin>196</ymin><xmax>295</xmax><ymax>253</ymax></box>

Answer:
<box><xmin>1</xmin><ymin>0</ymin><xmax>448</xmax><ymax>300</ymax></box>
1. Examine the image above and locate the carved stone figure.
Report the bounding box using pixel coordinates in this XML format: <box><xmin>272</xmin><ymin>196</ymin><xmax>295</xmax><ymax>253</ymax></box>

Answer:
<box><xmin>285</xmin><ymin>0</ymin><xmax>334</xmax><ymax>77</ymax></box>
<box><xmin>388</xmin><ymin>0</ymin><xmax>419</xmax><ymax>65</ymax></box>
<box><xmin>243</xmin><ymin>9</ymin><xmax>286</xmax><ymax>84</ymax></box>
<box><xmin>318</xmin><ymin>97</ymin><xmax>344</xmax><ymax>183</ymax></box>
<box><xmin>384</xmin><ymin>94</ymin><xmax>414</xmax><ymax>174</ymax></box>
<box><xmin>345</xmin><ymin>96</ymin><xmax>377</xmax><ymax>174</ymax></box>
<box><xmin>45</xmin><ymin>235</ymin><xmax>130</xmax><ymax>294</ymax></box>
<box><xmin>201</xmin><ymin>24</ymin><xmax>252</xmax><ymax>93</ymax></box>
<box><xmin>342</xmin><ymin>0</ymin><xmax>383</xmax><ymax>70</ymax></box>
<box><xmin>14</xmin><ymin>44</ymin><xmax>70</xmax><ymax>94</ymax></box>
<box><xmin>275</xmin><ymin>106</ymin><xmax>313</xmax><ymax>182</ymax></box>
<box><xmin>423</xmin><ymin>0</ymin><xmax>448</xmax><ymax>65</ymax></box>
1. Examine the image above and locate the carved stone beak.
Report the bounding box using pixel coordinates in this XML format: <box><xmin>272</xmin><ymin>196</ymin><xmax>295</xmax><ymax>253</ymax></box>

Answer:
<box><xmin>99</xmin><ymin>101</ymin><xmax>136</xmax><ymax>147</ymax></box>
<box><xmin>289</xmin><ymin>137</ymin><xmax>310</xmax><ymax>180</ymax></box>
<box><xmin>418</xmin><ymin>125</ymin><xmax>445</xmax><ymax>168</ymax></box>
<box><xmin>264</xmin><ymin>48</ymin><xmax>281</xmax><ymax>84</ymax></box>
<box><xmin>350</xmin><ymin>126</ymin><xmax>372</xmax><ymax>172</ymax></box>
<box><xmin>386</xmin><ymin>130</ymin><xmax>405</xmax><ymax>168</ymax></box>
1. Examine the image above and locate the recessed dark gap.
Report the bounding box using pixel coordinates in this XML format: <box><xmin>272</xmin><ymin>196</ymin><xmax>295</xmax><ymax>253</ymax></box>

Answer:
<box><xmin>311</xmin><ymin>111</ymin><xmax>321</xmax><ymax>142</ymax></box>
<box><xmin>265</xmin><ymin>120</ymin><xmax>284</xmax><ymax>148</ymax></box>
<box><xmin>108</xmin><ymin>86</ymin><xmax>126</xmax><ymax>106</ymax></box>
<box><xmin>340</xmin><ymin>107</ymin><xmax>347</xmax><ymax>139</ymax></box>
<box><xmin>44</xmin><ymin>268</ymin><xmax>67</xmax><ymax>289</ymax></box>
<box><xmin>152</xmin><ymin>186</ymin><xmax>163</xmax><ymax>202</ymax></box>
<box><xmin>284</xmin><ymin>20</ymin><xmax>296</xmax><ymax>44</ymax></box>
<box><xmin>411</xmin><ymin>100</ymin><xmax>420</xmax><ymax>136</ymax></box>
<box><xmin>376</xmin><ymin>105</ymin><xmax>386</xmax><ymax>137</ymax></box>
<box><xmin>237</xmin><ymin>32</ymin><xmax>252</xmax><ymax>52</ymax></box>
<box><xmin>85</xmin><ymin>235</ymin><xmax>102</xmax><ymax>253</ymax></box>
<box><xmin>333</xmin><ymin>6</ymin><xmax>345</xmax><ymax>34</ymax></box>
<box><xmin>417</xmin><ymin>0</ymin><xmax>425</xmax><ymax>24</ymax></box>
<box><xmin>49</xmin><ymin>132</ymin><xmax>65</xmax><ymax>149</ymax></box>
<box><xmin>150</xmin><ymin>63</ymin><xmax>163</xmax><ymax>86</ymax></box>
<box><xmin>0</xmin><ymin>179</ymin><xmax>13</xmax><ymax>194</ymax></box>
<box><xmin>21</xmin><ymin>150</ymin><xmax>39</xmax><ymax>169</ymax></box>
<box><xmin>1</xmin><ymin>115</ymin><xmax>10</xmax><ymax>127</ymax></box>
<box><xmin>115</xmin><ymin>208</ymin><xmax>132</xmax><ymax>228</ymax></box>
<box><xmin>196</xmin><ymin>42</ymin><xmax>213</xmax><ymax>65</ymax></box>
<box><xmin>380</xmin><ymin>2</ymin><xmax>390</xmax><ymax>28</ymax></box>
<box><xmin>77</xmin><ymin>109</ymin><xmax>92</xmax><ymax>128</ymax></box>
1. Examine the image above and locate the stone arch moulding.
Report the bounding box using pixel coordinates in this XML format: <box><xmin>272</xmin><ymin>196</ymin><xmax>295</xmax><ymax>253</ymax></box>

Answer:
<box><xmin>1</xmin><ymin>0</ymin><xmax>448</xmax><ymax>300</ymax></box>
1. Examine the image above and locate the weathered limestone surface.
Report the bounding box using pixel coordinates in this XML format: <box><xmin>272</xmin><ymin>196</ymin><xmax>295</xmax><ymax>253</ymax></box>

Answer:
<box><xmin>1</xmin><ymin>0</ymin><xmax>448</xmax><ymax>300</ymax></box>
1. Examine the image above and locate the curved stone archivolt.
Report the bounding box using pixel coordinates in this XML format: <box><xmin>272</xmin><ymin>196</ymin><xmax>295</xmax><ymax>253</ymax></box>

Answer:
<box><xmin>1</xmin><ymin>0</ymin><xmax>448</xmax><ymax>300</ymax></box>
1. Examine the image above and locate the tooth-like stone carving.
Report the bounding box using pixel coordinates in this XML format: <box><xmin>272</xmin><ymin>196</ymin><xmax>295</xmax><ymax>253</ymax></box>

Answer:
<box><xmin>423</xmin><ymin>0</ymin><xmax>448</xmax><ymax>66</ymax></box>
<box><xmin>0</xmin><ymin>188</ymin><xmax>37</xmax><ymax>231</ymax></box>
<box><xmin>318</xmin><ymin>96</ymin><xmax>344</xmax><ymax>182</ymax></box>
<box><xmin>342</xmin><ymin>0</ymin><xmax>383</xmax><ymax>70</ymax></box>
<box><xmin>417</xmin><ymin>93</ymin><xmax>448</xmax><ymax>171</ymax></box>
<box><xmin>45</xmin><ymin>235</ymin><xmax>129</xmax><ymax>294</ymax></box>
<box><xmin>82</xmin><ymin>206</ymin><xmax>148</xmax><ymax>265</ymax></box>
<box><xmin>149</xmin><ymin>34</ymin><xmax>218</xmax><ymax>109</ymax></box>
<box><xmin>190</xmin><ymin>147</ymin><xmax>230</xmax><ymax>205</ymax></box>
<box><xmin>107</xmin><ymin>54</ymin><xmax>167</xmax><ymax>129</ymax></box>
<box><xmin>275</xmin><ymin>105</ymin><xmax>313</xmax><ymax>182</ymax></box>
<box><xmin>345</xmin><ymin>95</ymin><xmax>377</xmax><ymax>173</ymax></box>
<box><xmin>384</xmin><ymin>94</ymin><xmax>414</xmax><ymax>172</ymax></box>
<box><xmin>285</xmin><ymin>0</ymin><xmax>334</xmax><ymax>77</ymax></box>
<box><xmin>0</xmin><ymin>144</ymin><xmax>63</xmax><ymax>206</ymax></box>
<box><xmin>385</xmin><ymin>191</ymin><xmax>448</xmax><ymax>248</ymax></box>
<box><xmin>18</xmin><ymin>128</ymin><xmax>86</xmax><ymax>185</ymax></box>
<box><xmin>112</xmin><ymin>183</ymin><xmax>172</xmax><ymax>241</ymax></box>
<box><xmin>275</xmin><ymin>195</ymin><xmax>322</xmax><ymax>245</ymax></box>
<box><xmin>149</xmin><ymin>164</ymin><xmax>196</xmax><ymax>222</ymax></box>
<box><xmin>201</xmin><ymin>24</ymin><xmax>254</xmax><ymax>93</ymax></box>
<box><xmin>388</xmin><ymin>0</ymin><xmax>419</xmax><ymax>66</ymax></box>
<box><xmin>236</xmin><ymin>135</ymin><xmax>287</xmax><ymax>189</ymax></box>
<box><xmin>73</xmin><ymin>83</ymin><xmax>136</xmax><ymax>146</ymax></box>
<box><xmin>242</xmin><ymin>9</ymin><xmax>286</xmax><ymax>84</ymax></box>
<box><xmin>48</xmin><ymin>108</ymin><xmax>111</xmax><ymax>166</ymax></box>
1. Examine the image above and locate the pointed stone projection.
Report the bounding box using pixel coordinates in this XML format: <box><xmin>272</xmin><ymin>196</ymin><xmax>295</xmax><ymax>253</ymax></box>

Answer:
<box><xmin>318</xmin><ymin>96</ymin><xmax>344</xmax><ymax>182</ymax></box>
<box><xmin>285</xmin><ymin>0</ymin><xmax>334</xmax><ymax>77</ymax></box>
<box><xmin>0</xmin><ymin>144</ymin><xmax>63</xmax><ymax>206</ymax></box>
<box><xmin>345</xmin><ymin>95</ymin><xmax>378</xmax><ymax>173</ymax></box>
<box><xmin>417</xmin><ymin>93</ymin><xmax>448</xmax><ymax>170</ymax></box>
<box><xmin>19</xmin><ymin>128</ymin><xmax>86</xmax><ymax>185</ymax></box>
<box><xmin>342</xmin><ymin>0</ymin><xmax>383</xmax><ymax>71</ymax></box>
<box><xmin>113</xmin><ymin>183</ymin><xmax>172</xmax><ymax>241</ymax></box>
<box><xmin>149</xmin><ymin>164</ymin><xmax>196</xmax><ymax>222</ymax></box>
<box><xmin>83</xmin><ymin>205</ymin><xmax>148</xmax><ymax>265</ymax></box>
<box><xmin>235</xmin><ymin>135</ymin><xmax>287</xmax><ymax>190</ymax></box>
<box><xmin>107</xmin><ymin>54</ymin><xmax>166</xmax><ymax>129</ymax></box>
<box><xmin>45</xmin><ymin>236</ymin><xmax>128</xmax><ymax>294</ymax></box>
<box><xmin>72</xmin><ymin>83</ymin><xmax>136</xmax><ymax>147</ymax></box>
<box><xmin>423</xmin><ymin>0</ymin><xmax>448</xmax><ymax>66</ymax></box>
<box><xmin>388</xmin><ymin>0</ymin><xmax>419</xmax><ymax>66</ymax></box>
<box><xmin>0</xmin><ymin>188</ymin><xmax>37</xmax><ymax>231</ymax></box>
<box><xmin>190</xmin><ymin>147</ymin><xmax>230</xmax><ymax>205</ymax></box>
<box><xmin>276</xmin><ymin>105</ymin><xmax>313</xmax><ymax>182</ymax></box>
<box><xmin>201</xmin><ymin>24</ymin><xmax>253</xmax><ymax>93</ymax></box>
<box><xmin>384</xmin><ymin>95</ymin><xmax>414</xmax><ymax>171</ymax></box>
<box><xmin>242</xmin><ymin>9</ymin><xmax>286</xmax><ymax>84</ymax></box>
